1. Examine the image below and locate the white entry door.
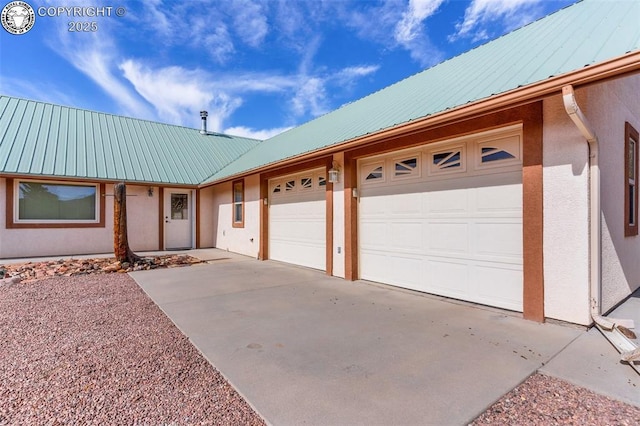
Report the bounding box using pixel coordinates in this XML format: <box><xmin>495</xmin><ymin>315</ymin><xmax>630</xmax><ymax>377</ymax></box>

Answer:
<box><xmin>269</xmin><ymin>169</ymin><xmax>326</xmax><ymax>270</ymax></box>
<box><xmin>164</xmin><ymin>189</ymin><xmax>192</xmax><ymax>249</ymax></box>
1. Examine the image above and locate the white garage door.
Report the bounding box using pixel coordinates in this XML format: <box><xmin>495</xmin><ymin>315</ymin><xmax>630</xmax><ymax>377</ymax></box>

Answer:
<box><xmin>359</xmin><ymin>128</ymin><xmax>523</xmax><ymax>311</ymax></box>
<box><xmin>269</xmin><ymin>169</ymin><xmax>326</xmax><ymax>270</ymax></box>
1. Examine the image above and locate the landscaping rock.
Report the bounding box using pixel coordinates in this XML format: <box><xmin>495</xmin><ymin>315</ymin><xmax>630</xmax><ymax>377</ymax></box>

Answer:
<box><xmin>0</xmin><ymin>255</ymin><xmax>203</xmax><ymax>284</ymax></box>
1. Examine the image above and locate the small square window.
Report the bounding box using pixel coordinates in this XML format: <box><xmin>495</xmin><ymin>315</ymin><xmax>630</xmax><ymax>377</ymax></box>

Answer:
<box><xmin>318</xmin><ymin>176</ymin><xmax>326</xmax><ymax>187</ymax></box>
<box><xmin>285</xmin><ymin>180</ymin><xmax>295</xmax><ymax>191</ymax></box>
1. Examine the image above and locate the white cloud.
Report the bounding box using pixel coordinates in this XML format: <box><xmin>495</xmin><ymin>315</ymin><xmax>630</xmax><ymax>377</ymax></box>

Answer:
<box><xmin>230</xmin><ymin>0</ymin><xmax>269</xmax><ymax>48</ymax></box>
<box><xmin>49</xmin><ymin>31</ymin><xmax>154</xmax><ymax>120</ymax></box>
<box><xmin>223</xmin><ymin>125</ymin><xmax>292</xmax><ymax>140</ymax></box>
<box><xmin>291</xmin><ymin>77</ymin><xmax>327</xmax><ymax>117</ymax></box>
<box><xmin>203</xmin><ymin>25</ymin><xmax>236</xmax><ymax>64</ymax></box>
<box><xmin>119</xmin><ymin>60</ymin><xmax>242</xmax><ymax>130</ymax></box>
<box><xmin>343</xmin><ymin>0</ymin><xmax>444</xmax><ymax>67</ymax></box>
<box><xmin>395</xmin><ymin>0</ymin><xmax>445</xmax><ymax>44</ymax></box>
<box><xmin>450</xmin><ymin>0</ymin><xmax>542</xmax><ymax>42</ymax></box>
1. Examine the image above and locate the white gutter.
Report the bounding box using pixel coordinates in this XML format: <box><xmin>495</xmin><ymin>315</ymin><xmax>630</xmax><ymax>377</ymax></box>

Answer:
<box><xmin>562</xmin><ymin>85</ymin><xmax>639</xmax><ymax>370</ymax></box>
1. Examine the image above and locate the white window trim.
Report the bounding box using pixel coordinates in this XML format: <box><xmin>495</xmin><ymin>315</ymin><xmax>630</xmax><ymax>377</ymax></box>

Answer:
<box><xmin>361</xmin><ymin>161</ymin><xmax>386</xmax><ymax>185</ymax></box>
<box><xmin>391</xmin><ymin>154</ymin><xmax>421</xmax><ymax>181</ymax></box>
<box><xmin>14</xmin><ymin>179</ymin><xmax>100</xmax><ymax>224</ymax></box>
<box><xmin>474</xmin><ymin>134</ymin><xmax>522</xmax><ymax>171</ymax></box>
<box><xmin>427</xmin><ymin>144</ymin><xmax>466</xmax><ymax>177</ymax></box>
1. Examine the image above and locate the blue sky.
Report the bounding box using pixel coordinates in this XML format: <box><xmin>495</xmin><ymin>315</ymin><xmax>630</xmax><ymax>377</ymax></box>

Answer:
<box><xmin>1</xmin><ymin>0</ymin><xmax>574</xmax><ymax>139</ymax></box>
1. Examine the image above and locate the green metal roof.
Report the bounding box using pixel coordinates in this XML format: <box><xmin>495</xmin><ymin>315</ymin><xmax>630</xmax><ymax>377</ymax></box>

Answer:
<box><xmin>206</xmin><ymin>0</ymin><xmax>640</xmax><ymax>183</ymax></box>
<box><xmin>0</xmin><ymin>96</ymin><xmax>261</xmax><ymax>185</ymax></box>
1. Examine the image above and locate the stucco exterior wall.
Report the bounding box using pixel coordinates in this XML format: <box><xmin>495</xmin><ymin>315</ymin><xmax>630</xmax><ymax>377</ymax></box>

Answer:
<box><xmin>583</xmin><ymin>74</ymin><xmax>640</xmax><ymax>313</ymax></box>
<box><xmin>125</xmin><ymin>184</ymin><xmax>161</xmax><ymax>252</ymax></box>
<box><xmin>542</xmin><ymin>94</ymin><xmax>591</xmax><ymax>325</ymax></box>
<box><xmin>0</xmin><ymin>182</ymin><xmax>161</xmax><ymax>259</ymax></box>
<box><xmin>212</xmin><ymin>175</ymin><xmax>260</xmax><ymax>258</ymax></box>
<box><xmin>332</xmin><ymin>153</ymin><xmax>345</xmax><ymax>278</ymax></box>
<box><xmin>198</xmin><ymin>186</ymin><xmax>215</xmax><ymax>248</ymax></box>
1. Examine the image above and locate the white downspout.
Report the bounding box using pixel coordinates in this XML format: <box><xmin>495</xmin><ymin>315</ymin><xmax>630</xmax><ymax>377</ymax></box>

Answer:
<box><xmin>562</xmin><ymin>85</ymin><xmax>639</xmax><ymax>368</ymax></box>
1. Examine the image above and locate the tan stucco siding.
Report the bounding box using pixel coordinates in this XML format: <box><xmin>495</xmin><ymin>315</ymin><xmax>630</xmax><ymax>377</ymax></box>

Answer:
<box><xmin>211</xmin><ymin>174</ymin><xmax>260</xmax><ymax>258</ymax></box>
<box><xmin>0</xmin><ymin>181</ymin><xmax>161</xmax><ymax>258</ymax></box>
<box><xmin>585</xmin><ymin>74</ymin><xmax>640</xmax><ymax>313</ymax></box>
<box><xmin>542</xmin><ymin>93</ymin><xmax>591</xmax><ymax>325</ymax></box>
<box><xmin>198</xmin><ymin>186</ymin><xmax>215</xmax><ymax>248</ymax></box>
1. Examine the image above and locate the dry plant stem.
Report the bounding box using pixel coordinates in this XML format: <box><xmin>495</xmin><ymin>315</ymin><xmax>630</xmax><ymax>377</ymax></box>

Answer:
<box><xmin>113</xmin><ymin>182</ymin><xmax>141</xmax><ymax>264</ymax></box>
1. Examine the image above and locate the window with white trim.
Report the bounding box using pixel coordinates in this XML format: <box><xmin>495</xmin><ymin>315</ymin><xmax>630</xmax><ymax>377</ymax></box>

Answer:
<box><xmin>363</xmin><ymin>163</ymin><xmax>384</xmax><ymax>182</ymax></box>
<box><xmin>301</xmin><ymin>177</ymin><xmax>313</xmax><ymax>189</ymax></box>
<box><xmin>285</xmin><ymin>180</ymin><xmax>296</xmax><ymax>191</ymax></box>
<box><xmin>16</xmin><ymin>181</ymin><xmax>98</xmax><ymax>222</ymax></box>
<box><xmin>394</xmin><ymin>157</ymin><xmax>419</xmax><ymax>178</ymax></box>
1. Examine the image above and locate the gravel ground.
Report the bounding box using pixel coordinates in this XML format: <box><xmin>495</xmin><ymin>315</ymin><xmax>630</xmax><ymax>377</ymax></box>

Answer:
<box><xmin>0</xmin><ymin>274</ymin><xmax>265</xmax><ymax>425</ymax></box>
<box><xmin>1</xmin><ymin>271</ymin><xmax>639</xmax><ymax>425</ymax></box>
<box><xmin>472</xmin><ymin>373</ymin><xmax>640</xmax><ymax>425</ymax></box>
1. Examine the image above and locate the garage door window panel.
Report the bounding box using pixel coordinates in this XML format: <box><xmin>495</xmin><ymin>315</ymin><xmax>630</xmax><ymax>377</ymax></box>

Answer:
<box><xmin>429</xmin><ymin>145</ymin><xmax>465</xmax><ymax>176</ymax></box>
<box><xmin>393</xmin><ymin>156</ymin><xmax>420</xmax><ymax>180</ymax></box>
<box><xmin>362</xmin><ymin>162</ymin><xmax>385</xmax><ymax>184</ymax></box>
<box><xmin>301</xmin><ymin>177</ymin><xmax>313</xmax><ymax>190</ymax></box>
<box><xmin>476</xmin><ymin>135</ymin><xmax>521</xmax><ymax>170</ymax></box>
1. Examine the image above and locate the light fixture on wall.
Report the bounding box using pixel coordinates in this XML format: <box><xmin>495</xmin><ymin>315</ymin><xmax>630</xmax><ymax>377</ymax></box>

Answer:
<box><xmin>328</xmin><ymin>161</ymin><xmax>341</xmax><ymax>183</ymax></box>
<box><xmin>148</xmin><ymin>187</ymin><xmax>154</xmax><ymax>197</ymax></box>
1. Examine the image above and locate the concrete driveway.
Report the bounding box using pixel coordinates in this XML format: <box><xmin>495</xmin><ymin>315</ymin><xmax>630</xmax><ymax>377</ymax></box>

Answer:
<box><xmin>131</xmin><ymin>250</ymin><xmax>582</xmax><ymax>425</ymax></box>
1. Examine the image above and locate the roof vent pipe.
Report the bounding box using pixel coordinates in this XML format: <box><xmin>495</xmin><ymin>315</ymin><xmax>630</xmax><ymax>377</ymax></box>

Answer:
<box><xmin>200</xmin><ymin>110</ymin><xmax>208</xmax><ymax>135</ymax></box>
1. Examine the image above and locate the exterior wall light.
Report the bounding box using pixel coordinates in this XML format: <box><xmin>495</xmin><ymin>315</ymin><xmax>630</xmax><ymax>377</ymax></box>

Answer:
<box><xmin>328</xmin><ymin>161</ymin><xmax>340</xmax><ymax>183</ymax></box>
<box><xmin>148</xmin><ymin>187</ymin><xmax>154</xmax><ymax>197</ymax></box>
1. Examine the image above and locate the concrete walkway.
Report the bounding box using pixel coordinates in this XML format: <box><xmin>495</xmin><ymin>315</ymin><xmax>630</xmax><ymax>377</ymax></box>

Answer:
<box><xmin>128</xmin><ymin>249</ymin><xmax>621</xmax><ymax>426</ymax></box>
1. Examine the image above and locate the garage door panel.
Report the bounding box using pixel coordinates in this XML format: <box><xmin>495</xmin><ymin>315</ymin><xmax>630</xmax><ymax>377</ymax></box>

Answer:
<box><xmin>390</xmin><ymin>222</ymin><xmax>422</xmax><ymax>250</ymax></box>
<box><xmin>360</xmin><ymin>252</ymin><xmax>390</xmax><ymax>283</ymax></box>
<box><xmin>391</xmin><ymin>193</ymin><xmax>421</xmax><ymax>215</ymax></box>
<box><xmin>269</xmin><ymin>170</ymin><xmax>325</xmax><ymax>271</ymax></box>
<box><xmin>359</xmin><ymin>130</ymin><xmax>523</xmax><ymax>312</ymax></box>
<box><xmin>359</xmin><ymin>221</ymin><xmax>388</xmax><ymax>249</ymax></box>
<box><xmin>474</xmin><ymin>221</ymin><xmax>522</xmax><ymax>261</ymax></box>
<box><xmin>476</xmin><ymin>182</ymin><xmax>521</xmax><ymax>213</ymax></box>
<box><xmin>427</xmin><ymin>259</ymin><xmax>469</xmax><ymax>297</ymax></box>
<box><xmin>427</xmin><ymin>221</ymin><xmax>470</xmax><ymax>255</ymax></box>
<box><xmin>473</xmin><ymin>263</ymin><xmax>522</xmax><ymax>311</ymax></box>
<box><xmin>425</xmin><ymin>188</ymin><xmax>470</xmax><ymax>215</ymax></box>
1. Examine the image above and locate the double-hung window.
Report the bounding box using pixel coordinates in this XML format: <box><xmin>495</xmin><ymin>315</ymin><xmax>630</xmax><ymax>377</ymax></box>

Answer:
<box><xmin>232</xmin><ymin>179</ymin><xmax>244</xmax><ymax>228</ymax></box>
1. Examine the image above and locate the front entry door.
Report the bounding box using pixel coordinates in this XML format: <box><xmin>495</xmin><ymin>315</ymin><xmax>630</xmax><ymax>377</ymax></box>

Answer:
<box><xmin>164</xmin><ymin>190</ymin><xmax>192</xmax><ymax>249</ymax></box>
